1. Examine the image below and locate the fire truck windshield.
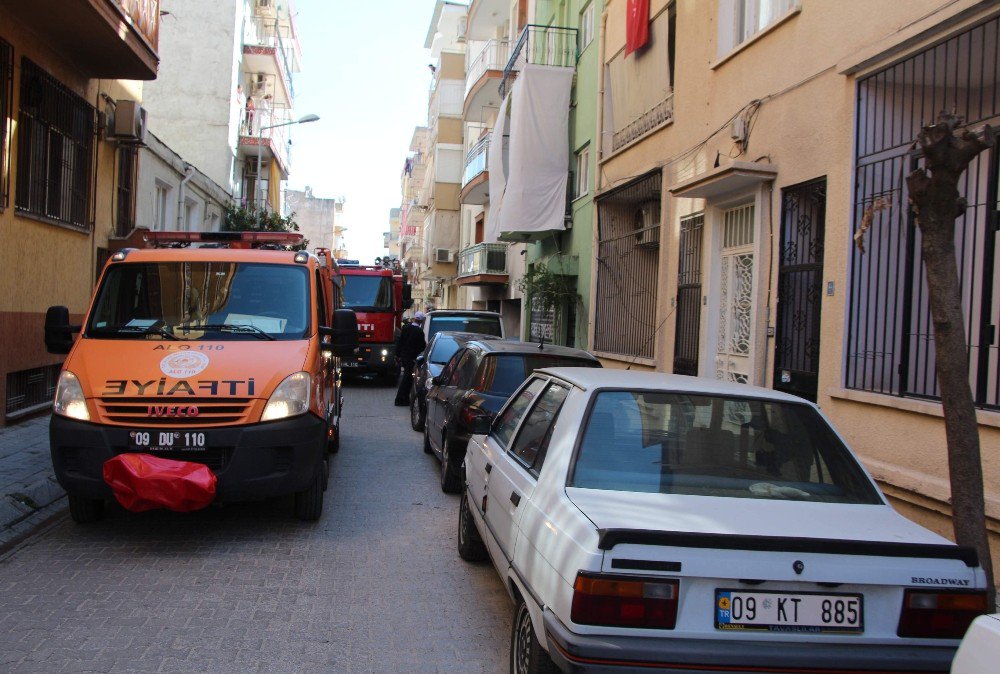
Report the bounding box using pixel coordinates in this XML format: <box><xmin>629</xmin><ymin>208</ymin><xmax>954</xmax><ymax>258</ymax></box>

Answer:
<box><xmin>342</xmin><ymin>275</ymin><xmax>393</xmax><ymax>311</ymax></box>
<box><xmin>86</xmin><ymin>262</ymin><xmax>310</xmax><ymax>341</ymax></box>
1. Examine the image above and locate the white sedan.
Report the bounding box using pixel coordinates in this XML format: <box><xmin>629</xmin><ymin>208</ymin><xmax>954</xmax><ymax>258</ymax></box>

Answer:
<box><xmin>457</xmin><ymin>369</ymin><xmax>989</xmax><ymax>673</ymax></box>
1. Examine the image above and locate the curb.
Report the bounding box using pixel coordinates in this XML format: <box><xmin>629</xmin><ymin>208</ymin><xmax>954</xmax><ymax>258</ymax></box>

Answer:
<box><xmin>0</xmin><ymin>494</ymin><xmax>68</xmax><ymax>557</ymax></box>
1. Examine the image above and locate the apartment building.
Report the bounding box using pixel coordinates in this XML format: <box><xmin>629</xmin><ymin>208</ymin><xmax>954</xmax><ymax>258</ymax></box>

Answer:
<box><xmin>421</xmin><ymin>1</ymin><xmax>468</xmax><ymax>310</ymax></box>
<box><xmin>594</xmin><ymin>0</ymin><xmax>1000</xmax><ymax>565</ymax></box>
<box><xmin>141</xmin><ymin>0</ymin><xmax>303</xmax><ymax>214</ymax></box>
<box><xmin>400</xmin><ymin>127</ymin><xmax>431</xmax><ymax>309</ymax></box>
<box><xmin>386</xmin><ymin>208</ymin><xmax>402</xmax><ymax>258</ymax></box>
<box><xmin>285</xmin><ymin>187</ymin><xmax>341</xmax><ymax>252</ymax></box>
<box><xmin>453</xmin><ymin>0</ymin><xmax>529</xmax><ymax>338</ymax></box>
<box><xmin>0</xmin><ymin>0</ymin><xmax>160</xmax><ymax>424</ymax></box>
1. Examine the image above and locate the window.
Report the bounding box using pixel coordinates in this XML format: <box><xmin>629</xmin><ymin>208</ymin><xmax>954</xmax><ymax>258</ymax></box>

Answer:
<box><xmin>0</xmin><ymin>38</ymin><xmax>12</xmax><ymax>209</ymax></box>
<box><xmin>491</xmin><ymin>378</ymin><xmax>547</xmax><ymax>448</ymax></box>
<box><xmin>509</xmin><ymin>383</ymin><xmax>570</xmax><ymax>473</ymax></box>
<box><xmin>184</xmin><ymin>198</ymin><xmax>198</xmax><ymax>231</ymax></box>
<box><xmin>429</xmin><ymin>335</ymin><xmax>463</xmax><ymax>365</ymax></box>
<box><xmin>579</xmin><ymin>3</ymin><xmax>595</xmax><ymax>52</ymax></box>
<box><xmin>720</xmin><ymin>0</ymin><xmax>797</xmax><ymax>54</ymax></box>
<box><xmin>437</xmin><ymin>348</ymin><xmax>466</xmax><ymax>385</ymax></box>
<box><xmin>574</xmin><ymin>146</ymin><xmax>590</xmax><ymax>199</ymax></box>
<box><xmin>603</xmin><ymin>3</ymin><xmax>675</xmax><ymax>154</ymax></box>
<box><xmin>15</xmin><ymin>59</ymin><xmax>95</xmax><ymax>228</ymax></box>
<box><xmin>847</xmin><ymin>17</ymin><xmax>1000</xmax><ymax>411</ymax></box>
<box><xmin>475</xmin><ymin>353</ymin><xmax>598</xmax><ymax>397</ymax></box>
<box><xmin>343</xmin><ymin>275</ymin><xmax>394</xmax><ymax>310</ymax></box>
<box><xmin>450</xmin><ymin>349</ymin><xmax>480</xmax><ymax>387</ymax></box>
<box><xmin>115</xmin><ymin>145</ymin><xmax>137</xmax><ymax>236</ymax></box>
<box><xmin>569</xmin><ymin>391</ymin><xmax>882</xmax><ymax>504</ymax></box>
<box><xmin>153</xmin><ymin>181</ymin><xmax>171</xmax><ymax>230</ymax></box>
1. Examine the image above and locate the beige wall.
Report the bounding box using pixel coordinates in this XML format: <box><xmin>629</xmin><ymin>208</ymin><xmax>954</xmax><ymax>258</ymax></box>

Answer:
<box><xmin>597</xmin><ymin>0</ymin><xmax>1000</xmax><ymax>572</ymax></box>
<box><xmin>438</xmin><ymin>117</ymin><xmax>465</xmax><ymax>146</ymax></box>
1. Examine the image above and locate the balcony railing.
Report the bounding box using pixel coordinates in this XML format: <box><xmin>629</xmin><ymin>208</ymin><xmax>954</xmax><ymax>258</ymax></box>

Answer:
<box><xmin>243</xmin><ymin>16</ymin><xmax>296</xmax><ymax>98</ymax></box>
<box><xmin>501</xmin><ymin>25</ymin><xmax>578</xmax><ymax>96</ymax></box>
<box><xmin>462</xmin><ymin>137</ymin><xmax>490</xmax><ymax>187</ymax></box>
<box><xmin>458</xmin><ymin>243</ymin><xmax>508</xmax><ymax>277</ymax></box>
<box><xmin>465</xmin><ymin>39</ymin><xmax>512</xmax><ymax>99</ymax></box>
<box><xmin>240</xmin><ymin>106</ymin><xmax>291</xmax><ymax>170</ymax></box>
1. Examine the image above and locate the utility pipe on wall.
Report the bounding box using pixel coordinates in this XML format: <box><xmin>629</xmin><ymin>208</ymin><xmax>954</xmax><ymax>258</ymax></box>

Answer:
<box><xmin>176</xmin><ymin>164</ymin><xmax>195</xmax><ymax>231</ymax></box>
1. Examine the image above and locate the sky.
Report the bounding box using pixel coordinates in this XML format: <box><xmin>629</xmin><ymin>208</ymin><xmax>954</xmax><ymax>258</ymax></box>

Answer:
<box><xmin>285</xmin><ymin>0</ymin><xmax>444</xmax><ymax>264</ymax></box>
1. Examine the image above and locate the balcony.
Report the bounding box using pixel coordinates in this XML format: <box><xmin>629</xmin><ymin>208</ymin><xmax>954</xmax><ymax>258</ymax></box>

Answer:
<box><xmin>461</xmin><ymin>137</ymin><xmax>490</xmax><ymax>205</ymax></box>
<box><xmin>237</xmin><ymin>107</ymin><xmax>291</xmax><ymax>178</ymax></box>
<box><xmin>464</xmin><ymin>39</ymin><xmax>510</xmax><ymax>119</ymax></box>
<box><xmin>7</xmin><ymin>0</ymin><xmax>160</xmax><ymax>79</ymax></box>
<box><xmin>501</xmin><ymin>25</ymin><xmax>578</xmax><ymax>96</ymax></box>
<box><xmin>243</xmin><ymin>15</ymin><xmax>296</xmax><ymax>105</ymax></box>
<box><xmin>467</xmin><ymin>0</ymin><xmax>510</xmax><ymax>41</ymax></box>
<box><xmin>456</xmin><ymin>243</ymin><xmax>509</xmax><ymax>286</ymax></box>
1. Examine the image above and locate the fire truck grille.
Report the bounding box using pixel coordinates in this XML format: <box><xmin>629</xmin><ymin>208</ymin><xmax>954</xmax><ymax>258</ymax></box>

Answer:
<box><xmin>95</xmin><ymin>397</ymin><xmax>255</xmax><ymax>426</ymax></box>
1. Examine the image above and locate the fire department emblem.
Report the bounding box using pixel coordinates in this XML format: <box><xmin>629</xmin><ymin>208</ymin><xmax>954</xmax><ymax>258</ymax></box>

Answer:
<box><xmin>160</xmin><ymin>352</ymin><xmax>210</xmax><ymax>379</ymax></box>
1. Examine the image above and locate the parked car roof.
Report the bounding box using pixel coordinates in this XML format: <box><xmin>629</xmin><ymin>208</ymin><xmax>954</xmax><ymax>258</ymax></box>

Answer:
<box><xmin>426</xmin><ymin>309</ymin><xmax>502</xmax><ymax>317</ymax></box>
<box><xmin>466</xmin><ymin>340</ymin><xmax>598</xmax><ymax>361</ymax></box>
<box><xmin>534</xmin><ymin>367</ymin><xmax>811</xmax><ymax>403</ymax></box>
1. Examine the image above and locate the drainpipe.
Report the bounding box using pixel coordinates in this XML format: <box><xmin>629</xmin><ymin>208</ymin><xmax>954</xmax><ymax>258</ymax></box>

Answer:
<box><xmin>176</xmin><ymin>164</ymin><xmax>195</xmax><ymax>230</ymax></box>
<box><xmin>595</xmin><ymin>6</ymin><xmax>609</xmax><ymax>175</ymax></box>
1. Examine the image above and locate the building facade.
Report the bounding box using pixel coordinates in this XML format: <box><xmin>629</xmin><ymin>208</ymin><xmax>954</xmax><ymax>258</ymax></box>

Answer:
<box><xmin>593</xmin><ymin>0</ymin><xmax>1000</xmax><ymax>568</ymax></box>
<box><xmin>400</xmin><ymin>127</ymin><xmax>431</xmax><ymax>310</ymax></box>
<box><xmin>0</xmin><ymin>0</ymin><xmax>160</xmax><ymax>424</ymax></box>
<box><xmin>141</xmin><ymin>0</ymin><xmax>303</xmax><ymax>214</ymax></box>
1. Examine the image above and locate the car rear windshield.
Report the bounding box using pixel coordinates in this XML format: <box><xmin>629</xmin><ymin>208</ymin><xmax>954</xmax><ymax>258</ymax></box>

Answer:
<box><xmin>343</xmin><ymin>275</ymin><xmax>393</xmax><ymax>311</ymax></box>
<box><xmin>87</xmin><ymin>262</ymin><xmax>310</xmax><ymax>341</ymax></box>
<box><xmin>429</xmin><ymin>335</ymin><xmax>462</xmax><ymax>364</ymax></box>
<box><xmin>569</xmin><ymin>391</ymin><xmax>882</xmax><ymax>504</ymax></box>
<box><xmin>428</xmin><ymin>316</ymin><xmax>502</xmax><ymax>340</ymax></box>
<box><xmin>475</xmin><ymin>354</ymin><xmax>598</xmax><ymax>397</ymax></box>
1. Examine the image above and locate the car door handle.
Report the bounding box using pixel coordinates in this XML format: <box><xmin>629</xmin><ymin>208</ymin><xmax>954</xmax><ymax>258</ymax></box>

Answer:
<box><xmin>509</xmin><ymin>491</ymin><xmax>521</xmax><ymax>507</ymax></box>
<box><xmin>485</xmin><ymin>463</ymin><xmax>492</xmax><ymax>474</ymax></box>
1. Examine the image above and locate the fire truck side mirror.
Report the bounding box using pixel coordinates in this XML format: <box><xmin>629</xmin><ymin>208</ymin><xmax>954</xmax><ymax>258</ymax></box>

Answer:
<box><xmin>322</xmin><ymin>309</ymin><xmax>359</xmax><ymax>358</ymax></box>
<box><xmin>44</xmin><ymin>306</ymin><xmax>79</xmax><ymax>355</ymax></box>
<box><xmin>402</xmin><ymin>283</ymin><xmax>414</xmax><ymax>310</ymax></box>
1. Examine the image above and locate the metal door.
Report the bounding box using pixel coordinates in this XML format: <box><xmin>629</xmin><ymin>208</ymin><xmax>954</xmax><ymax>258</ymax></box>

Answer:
<box><xmin>716</xmin><ymin>204</ymin><xmax>755</xmax><ymax>384</ymax></box>
<box><xmin>774</xmin><ymin>178</ymin><xmax>826</xmax><ymax>401</ymax></box>
<box><xmin>673</xmin><ymin>213</ymin><xmax>703</xmax><ymax>375</ymax></box>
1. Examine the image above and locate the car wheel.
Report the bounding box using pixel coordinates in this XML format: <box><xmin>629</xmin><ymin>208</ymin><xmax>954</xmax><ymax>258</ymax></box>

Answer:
<box><xmin>440</xmin><ymin>437</ymin><xmax>462</xmax><ymax>494</ymax></box>
<box><xmin>422</xmin><ymin>421</ymin><xmax>433</xmax><ymax>454</ymax></box>
<box><xmin>510</xmin><ymin>597</ymin><xmax>558</xmax><ymax>674</ymax></box>
<box><xmin>410</xmin><ymin>394</ymin><xmax>425</xmax><ymax>432</ymax></box>
<box><xmin>457</xmin><ymin>489</ymin><xmax>487</xmax><ymax>562</ymax></box>
<box><xmin>68</xmin><ymin>495</ymin><xmax>104</xmax><ymax>524</ymax></box>
<box><xmin>321</xmin><ymin>457</ymin><xmax>330</xmax><ymax>491</ymax></box>
<box><xmin>293</xmin><ymin>464</ymin><xmax>324</xmax><ymax>522</ymax></box>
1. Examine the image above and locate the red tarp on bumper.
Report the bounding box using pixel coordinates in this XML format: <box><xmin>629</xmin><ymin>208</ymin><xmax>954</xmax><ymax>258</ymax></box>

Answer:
<box><xmin>103</xmin><ymin>454</ymin><xmax>217</xmax><ymax>513</ymax></box>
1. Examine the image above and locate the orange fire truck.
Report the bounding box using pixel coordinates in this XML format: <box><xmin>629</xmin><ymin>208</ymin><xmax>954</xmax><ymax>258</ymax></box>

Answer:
<box><xmin>44</xmin><ymin>231</ymin><xmax>358</xmax><ymax>523</ymax></box>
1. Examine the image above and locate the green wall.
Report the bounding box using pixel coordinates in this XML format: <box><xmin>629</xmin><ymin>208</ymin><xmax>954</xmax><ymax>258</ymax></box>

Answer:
<box><xmin>524</xmin><ymin>0</ymin><xmax>601</xmax><ymax>348</ymax></box>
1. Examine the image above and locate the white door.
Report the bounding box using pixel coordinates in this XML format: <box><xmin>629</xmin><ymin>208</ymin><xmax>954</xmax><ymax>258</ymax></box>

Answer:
<box><xmin>716</xmin><ymin>204</ymin><xmax>755</xmax><ymax>384</ymax></box>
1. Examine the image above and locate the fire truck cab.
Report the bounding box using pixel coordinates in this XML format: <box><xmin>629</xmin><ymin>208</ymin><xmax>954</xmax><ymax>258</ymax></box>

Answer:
<box><xmin>43</xmin><ymin>231</ymin><xmax>359</xmax><ymax>523</ymax></box>
<box><xmin>337</xmin><ymin>259</ymin><xmax>413</xmax><ymax>379</ymax></box>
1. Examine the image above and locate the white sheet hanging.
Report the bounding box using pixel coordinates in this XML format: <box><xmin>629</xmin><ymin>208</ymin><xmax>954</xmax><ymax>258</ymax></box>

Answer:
<box><xmin>485</xmin><ymin>90</ymin><xmax>512</xmax><ymax>243</ymax></box>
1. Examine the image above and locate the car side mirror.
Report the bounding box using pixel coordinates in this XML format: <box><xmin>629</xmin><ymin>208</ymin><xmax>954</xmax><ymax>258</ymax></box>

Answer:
<box><xmin>44</xmin><ymin>306</ymin><xmax>79</xmax><ymax>355</ymax></box>
<box><xmin>321</xmin><ymin>309</ymin><xmax>359</xmax><ymax>358</ymax></box>
<box><xmin>415</xmin><ymin>354</ymin><xmax>426</xmax><ymax>365</ymax></box>
<box><xmin>470</xmin><ymin>415</ymin><xmax>492</xmax><ymax>435</ymax></box>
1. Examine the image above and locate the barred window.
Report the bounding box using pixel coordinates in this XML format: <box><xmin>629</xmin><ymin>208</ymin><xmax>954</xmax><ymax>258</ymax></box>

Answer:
<box><xmin>116</xmin><ymin>145</ymin><xmax>138</xmax><ymax>236</ymax></box>
<box><xmin>15</xmin><ymin>58</ymin><xmax>94</xmax><ymax>229</ymax></box>
<box><xmin>0</xmin><ymin>38</ymin><xmax>12</xmax><ymax>208</ymax></box>
<box><xmin>847</xmin><ymin>17</ymin><xmax>1000</xmax><ymax>411</ymax></box>
<box><xmin>593</xmin><ymin>171</ymin><xmax>662</xmax><ymax>360</ymax></box>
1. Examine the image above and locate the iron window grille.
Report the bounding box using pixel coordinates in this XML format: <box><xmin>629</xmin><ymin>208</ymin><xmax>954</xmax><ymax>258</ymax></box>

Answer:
<box><xmin>5</xmin><ymin>364</ymin><xmax>61</xmax><ymax>419</ymax></box>
<box><xmin>846</xmin><ymin>16</ymin><xmax>1000</xmax><ymax>411</ymax></box>
<box><xmin>593</xmin><ymin>170</ymin><xmax>662</xmax><ymax>360</ymax></box>
<box><xmin>0</xmin><ymin>38</ymin><xmax>11</xmax><ymax>209</ymax></box>
<box><xmin>15</xmin><ymin>58</ymin><xmax>95</xmax><ymax>229</ymax></box>
<box><xmin>116</xmin><ymin>144</ymin><xmax>138</xmax><ymax>236</ymax></box>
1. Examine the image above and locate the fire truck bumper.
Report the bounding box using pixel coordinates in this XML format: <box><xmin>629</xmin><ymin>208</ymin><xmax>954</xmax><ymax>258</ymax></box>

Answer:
<box><xmin>50</xmin><ymin>413</ymin><xmax>326</xmax><ymax>502</ymax></box>
<box><xmin>341</xmin><ymin>342</ymin><xmax>396</xmax><ymax>375</ymax></box>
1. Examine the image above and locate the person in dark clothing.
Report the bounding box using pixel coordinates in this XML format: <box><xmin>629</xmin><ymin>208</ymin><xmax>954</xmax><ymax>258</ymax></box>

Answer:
<box><xmin>394</xmin><ymin>312</ymin><xmax>427</xmax><ymax>406</ymax></box>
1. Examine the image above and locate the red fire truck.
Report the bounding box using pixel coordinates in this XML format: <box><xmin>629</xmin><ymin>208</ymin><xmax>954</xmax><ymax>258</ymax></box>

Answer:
<box><xmin>337</xmin><ymin>259</ymin><xmax>412</xmax><ymax>379</ymax></box>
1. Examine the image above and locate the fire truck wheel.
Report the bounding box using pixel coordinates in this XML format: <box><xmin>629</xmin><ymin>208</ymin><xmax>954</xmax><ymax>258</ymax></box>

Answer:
<box><xmin>68</xmin><ymin>495</ymin><xmax>105</xmax><ymax>524</ymax></box>
<box><xmin>294</xmin><ymin>465</ymin><xmax>324</xmax><ymax>522</ymax></box>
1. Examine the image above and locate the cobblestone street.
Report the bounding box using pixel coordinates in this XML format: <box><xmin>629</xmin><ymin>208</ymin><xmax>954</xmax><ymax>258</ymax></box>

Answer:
<box><xmin>0</xmin><ymin>381</ymin><xmax>510</xmax><ymax>673</ymax></box>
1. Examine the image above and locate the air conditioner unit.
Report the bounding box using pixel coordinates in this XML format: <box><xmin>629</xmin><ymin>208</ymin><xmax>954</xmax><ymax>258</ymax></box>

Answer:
<box><xmin>435</xmin><ymin>248</ymin><xmax>453</xmax><ymax>263</ymax></box>
<box><xmin>111</xmin><ymin>100</ymin><xmax>147</xmax><ymax>144</ymax></box>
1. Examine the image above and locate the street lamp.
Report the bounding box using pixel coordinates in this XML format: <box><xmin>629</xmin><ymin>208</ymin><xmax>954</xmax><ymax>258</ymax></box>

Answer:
<box><xmin>256</xmin><ymin>113</ymin><xmax>320</xmax><ymax>211</ymax></box>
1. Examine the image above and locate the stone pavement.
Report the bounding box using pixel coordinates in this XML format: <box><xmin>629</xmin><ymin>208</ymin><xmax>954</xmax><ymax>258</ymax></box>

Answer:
<box><xmin>0</xmin><ymin>414</ymin><xmax>65</xmax><ymax>551</ymax></box>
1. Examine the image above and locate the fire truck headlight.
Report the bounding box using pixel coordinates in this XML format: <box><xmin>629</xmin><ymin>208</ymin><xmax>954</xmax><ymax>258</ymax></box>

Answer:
<box><xmin>262</xmin><ymin>372</ymin><xmax>311</xmax><ymax>421</ymax></box>
<box><xmin>381</xmin><ymin>349</ymin><xmax>388</xmax><ymax>356</ymax></box>
<box><xmin>53</xmin><ymin>371</ymin><xmax>90</xmax><ymax>421</ymax></box>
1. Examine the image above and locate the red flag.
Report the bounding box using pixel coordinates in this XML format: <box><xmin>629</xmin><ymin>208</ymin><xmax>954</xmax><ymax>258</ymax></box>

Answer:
<box><xmin>625</xmin><ymin>0</ymin><xmax>650</xmax><ymax>56</ymax></box>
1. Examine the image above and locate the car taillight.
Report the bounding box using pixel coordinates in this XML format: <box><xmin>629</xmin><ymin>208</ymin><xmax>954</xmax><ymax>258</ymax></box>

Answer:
<box><xmin>896</xmin><ymin>589</ymin><xmax>987</xmax><ymax>638</ymax></box>
<box><xmin>459</xmin><ymin>406</ymin><xmax>488</xmax><ymax>428</ymax></box>
<box><xmin>571</xmin><ymin>573</ymin><xmax>679</xmax><ymax>629</ymax></box>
